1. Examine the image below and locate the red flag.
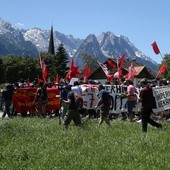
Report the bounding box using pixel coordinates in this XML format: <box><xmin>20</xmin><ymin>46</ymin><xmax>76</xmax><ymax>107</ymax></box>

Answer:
<box><xmin>54</xmin><ymin>74</ymin><xmax>60</xmax><ymax>84</ymax></box>
<box><xmin>97</xmin><ymin>60</ymin><xmax>115</xmax><ymax>81</ymax></box>
<box><xmin>106</xmin><ymin>59</ymin><xmax>117</xmax><ymax>71</ymax></box>
<box><xmin>37</xmin><ymin>75</ymin><xmax>44</xmax><ymax>83</ymax></box>
<box><xmin>107</xmin><ymin>74</ymin><xmax>114</xmax><ymax>82</ymax></box>
<box><xmin>128</xmin><ymin>63</ymin><xmax>137</xmax><ymax>81</ymax></box>
<box><xmin>65</xmin><ymin>59</ymin><xmax>81</xmax><ymax>80</ymax></box>
<box><xmin>118</xmin><ymin>54</ymin><xmax>125</xmax><ymax>68</ymax></box>
<box><xmin>114</xmin><ymin>69</ymin><xmax>122</xmax><ymax>79</ymax></box>
<box><xmin>151</xmin><ymin>41</ymin><xmax>160</xmax><ymax>55</ymax></box>
<box><xmin>39</xmin><ymin>53</ymin><xmax>48</xmax><ymax>82</ymax></box>
<box><xmin>124</xmin><ymin>73</ymin><xmax>129</xmax><ymax>79</ymax></box>
<box><xmin>83</xmin><ymin>66</ymin><xmax>91</xmax><ymax>82</ymax></box>
<box><xmin>70</xmin><ymin>59</ymin><xmax>81</xmax><ymax>76</ymax></box>
<box><xmin>65</xmin><ymin>72</ymin><xmax>70</xmax><ymax>80</ymax></box>
<box><xmin>97</xmin><ymin>60</ymin><xmax>109</xmax><ymax>76</ymax></box>
<box><xmin>157</xmin><ymin>63</ymin><xmax>166</xmax><ymax>78</ymax></box>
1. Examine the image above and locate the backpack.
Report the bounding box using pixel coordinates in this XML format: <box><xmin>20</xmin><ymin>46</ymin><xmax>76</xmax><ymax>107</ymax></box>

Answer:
<box><xmin>74</xmin><ymin>93</ymin><xmax>83</xmax><ymax>110</ymax></box>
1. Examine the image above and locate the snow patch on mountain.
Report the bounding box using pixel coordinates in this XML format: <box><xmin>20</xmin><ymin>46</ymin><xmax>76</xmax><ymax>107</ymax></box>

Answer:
<box><xmin>0</xmin><ymin>18</ymin><xmax>158</xmax><ymax>71</ymax></box>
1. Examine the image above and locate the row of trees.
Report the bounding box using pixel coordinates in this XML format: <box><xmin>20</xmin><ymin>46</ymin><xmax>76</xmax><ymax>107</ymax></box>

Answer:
<box><xmin>0</xmin><ymin>44</ymin><xmax>70</xmax><ymax>84</ymax></box>
<box><xmin>0</xmin><ymin>43</ymin><xmax>99</xmax><ymax>84</ymax></box>
<box><xmin>0</xmin><ymin>43</ymin><xmax>169</xmax><ymax>84</ymax></box>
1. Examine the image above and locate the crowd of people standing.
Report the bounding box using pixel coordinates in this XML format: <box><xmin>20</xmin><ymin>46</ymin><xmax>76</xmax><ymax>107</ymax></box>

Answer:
<box><xmin>0</xmin><ymin>77</ymin><xmax>169</xmax><ymax>132</ymax></box>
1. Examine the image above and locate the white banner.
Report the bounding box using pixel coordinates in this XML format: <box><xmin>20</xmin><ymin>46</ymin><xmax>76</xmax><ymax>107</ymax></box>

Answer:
<box><xmin>153</xmin><ymin>85</ymin><xmax>170</xmax><ymax>113</ymax></box>
<box><xmin>80</xmin><ymin>84</ymin><xmax>99</xmax><ymax>110</ymax></box>
<box><xmin>80</xmin><ymin>84</ymin><xmax>170</xmax><ymax>114</ymax></box>
<box><xmin>80</xmin><ymin>84</ymin><xmax>128</xmax><ymax>113</ymax></box>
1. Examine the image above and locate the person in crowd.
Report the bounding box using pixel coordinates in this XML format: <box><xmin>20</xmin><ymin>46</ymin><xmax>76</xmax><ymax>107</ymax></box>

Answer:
<box><xmin>125</xmin><ymin>79</ymin><xmax>137</xmax><ymax>122</ymax></box>
<box><xmin>71</xmin><ymin>81</ymin><xmax>82</xmax><ymax>96</ymax></box>
<box><xmin>139</xmin><ymin>78</ymin><xmax>162</xmax><ymax>132</ymax></box>
<box><xmin>159</xmin><ymin>79</ymin><xmax>168</xmax><ymax>86</ymax></box>
<box><xmin>60</xmin><ymin>85</ymin><xmax>69</xmax><ymax>123</ymax></box>
<box><xmin>18</xmin><ymin>79</ymin><xmax>26</xmax><ymax>88</ymax></box>
<box><xmin>0</xmin><ymin>88</ymin><xmax>3</xmax><ymax>111</ymax></box>
<box><xmin>63</xmin><ymin>85</ymin><xmax>82</xmax><ymax>129</ymax></box>
<box><xmin>95</xmin><ymin>84</ymin><xmax>111</xmax><ymax>127</ymax></box>
<box><xmin>1</xmin><ymin>84</ymin><xmax>13</xmax><ymax>118</ymax></box>
<box><xmin>33</xmin><ymin>82</ymin><xmax>48</xmax><ymax>117</ymax></box>
<box><xmin>10</xmin><ymin>82</ymin><xmax>20</xmax><ymax>117</ymax></box>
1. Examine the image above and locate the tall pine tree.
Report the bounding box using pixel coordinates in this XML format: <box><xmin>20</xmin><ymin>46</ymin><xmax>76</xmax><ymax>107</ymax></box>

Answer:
<box><xmin>44</xmin><ymin>44</ymin><xmax>69</xmax><ymax>81</ymax></box>
<box><xmin>55</xmin><ymin>43</ymin><xmax>69</xmax><ymax>78</ymax></box>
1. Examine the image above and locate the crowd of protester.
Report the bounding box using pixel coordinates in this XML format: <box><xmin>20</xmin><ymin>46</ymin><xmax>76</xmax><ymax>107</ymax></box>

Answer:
<box><xmin>0</xmin><ymin>77</ymin><xmax>170</xmax><ymax>132</ymax></box>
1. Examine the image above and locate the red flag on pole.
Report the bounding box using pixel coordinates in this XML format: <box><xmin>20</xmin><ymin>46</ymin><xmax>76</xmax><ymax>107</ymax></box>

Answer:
<box><xmin>157</xmin><ymin>63</ymin><xmax>166</xmax><ymax>78</ymax></box>
<box><xmin>118</xmin><ymin>54</ymin><xmax>125</xmax><ymax>68</ymax></box>
<box><xmin>37</xmin><ymin>75</ymin><xmax>44</xmax><ymax>83</ymax></box>
<box><xmin>70</xmin><ymin>59</ymin><xmax>81</xmax><ymax>77</ymax></box>
<box><xmin>97</xmin><ymin>60</ymin><xmax>115</xmax><ymax>81</ymax></box>
<box><xmin>65</xmin><ymin>59</ymin><xmax>81</xmax><ymax>80</ymax></box>
<box><xmin>106</xmin><ymin>59</ymin><xmax>117</xmax><ymax>71</ymax></box>
<box><xmin>107</xmin><ymin>74</ymin><xmax>114</xmax><ymax>82</ymax></box>
<box><xmin>124</xmin><ymin>73</ymin><xmax>129</xmax><ymax>79</ymax></box>
<box><xmin>128</xmin><ymin>63</ymin><xmax>137</xmax><ymax>81</ymax></box>
<box><xmin>115</xmin><ymin>55</ymin><xmax>124</xmax><ymax>79</ymax></box>
<box><xmin>39</xmin><ymin>53</ymin><xmax>48</xmax><ymax>83</ymax></box>
<box><xmin>54</xmin><ymin>74</ymin><xmax>60</xmax><ymax>84</ymax></box>
<box><xmin>151</xmin><ymin>41</ymin><xmax>160</xmax><ymax>55</ymax></box>
<box><xmin>83</xmin><ymin>66</ymin><xmax>91</xmax><ymax>83</ymax></box>
<box><xmin>114</xmin><ymin>69</ymin><xmax>122</xmax><ymax>79</ymax></box>
<box><xmin>97</xmin><ymin>60</ymin><xmax>109</xmax><ymax>76</ymax></box>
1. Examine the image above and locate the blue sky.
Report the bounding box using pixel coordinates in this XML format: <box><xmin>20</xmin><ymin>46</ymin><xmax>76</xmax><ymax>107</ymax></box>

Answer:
<box><xmin>0</xmin><ymin>0</ymin><xmax>169</xmax><ymax>64</ymax></box>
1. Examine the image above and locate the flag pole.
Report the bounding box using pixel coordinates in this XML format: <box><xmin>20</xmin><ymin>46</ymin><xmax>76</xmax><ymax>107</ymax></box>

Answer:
<box><xmin>155</xmin><ymin>71</ymin><xmax>159</xmax><ymax>80</ymax></box>
<box><xmin>159</xmin><ymin>52</ymin><xmax>163</xmax><ymax>60</ymax></box>
<box><xmin>157</xmin><ymin>48</ymin><xmax>165</xmax><ymax>80</ymax></box>
<box><xmin>155</xmin><ymin>53</ymin><xmax>164</xmax><ymax>80</ymax></box>
<box><xmin>157</xmin><ymin>44</ymin><xmax>163</xmax><ymax>79</ymax></box>
<box><xmin>155</xmin><ymin>49</ymin><xmax>163</xmax><ymax>79</ymax></box>
<box><xmin>117</xmin><ymin>58</ymin><xmax>119</xmax><ymax>79</ymax></box>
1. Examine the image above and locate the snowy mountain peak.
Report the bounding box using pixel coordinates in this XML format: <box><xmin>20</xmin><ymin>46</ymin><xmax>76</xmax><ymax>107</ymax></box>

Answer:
<box><xmin>0</xmin><ymin>18</ymin><xmax>158</xmax><ymax>71</ymax></box>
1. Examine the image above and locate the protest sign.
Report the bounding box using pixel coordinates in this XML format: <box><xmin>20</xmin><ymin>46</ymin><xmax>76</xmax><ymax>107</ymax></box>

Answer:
<box><xmin>80</xmin><ymin>84</ymin><xmax>128</xmax><ymax>113</ymax></box>
<box><xmin>153</xmin><ymin>85</ymin><xmax>170</xmax><ymax>113</ymax></box>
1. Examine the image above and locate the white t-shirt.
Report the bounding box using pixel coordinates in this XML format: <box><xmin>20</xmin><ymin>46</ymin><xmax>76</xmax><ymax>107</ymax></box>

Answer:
<box><xmin>71</xmin><ymin>86</ymin><xmax>82</xmax><ymax>96</ymax></box>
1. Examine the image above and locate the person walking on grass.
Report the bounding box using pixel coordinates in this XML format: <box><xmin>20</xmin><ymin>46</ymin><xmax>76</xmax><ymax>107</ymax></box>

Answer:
<box><xmin>2</xmin><ymin>84</ymin><xmax>13</xmax><ymax>118</ymax></box>
<box><xmin>60</xmin><ymin>85</ymin><xmax>69</xmax><ymax>123</ymax></box>
<box><xmin>95</xmin><ymin>84</ymin><xmax>111</xmax><ymax>127</ymax></box>
<box><xmin>124</xmin><ymin>79</ymin><xmax>137</xmax><ymax>122</ymax></box>
<box><xmin>34</xmin><ymin>82</ymin><xmax>48</xmax><ymax>117</ymax></box>
<box><xmin>139</xmin><ymin>78</ymin><xmax>162</xmax><ymax>132</ymax></box>
<box><xmin>63</xmin><ymin>85</ymin><xmax>82</xmax><ymax>129</ymax></box>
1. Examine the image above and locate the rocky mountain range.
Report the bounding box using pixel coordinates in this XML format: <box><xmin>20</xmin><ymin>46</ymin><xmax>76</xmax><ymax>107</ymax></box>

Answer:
<box><xmin>0</xmin><ymin>18</ymin><xmax>158</xmax><ymax>72</ymax></box>
<box><xmin>0</xmin><ymin>19</ymin><xmax>38</xmax><ymax>56</ymax></box>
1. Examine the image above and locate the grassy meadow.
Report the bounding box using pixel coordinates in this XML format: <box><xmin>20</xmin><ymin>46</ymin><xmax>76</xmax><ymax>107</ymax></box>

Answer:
<box><xmin>0</xmin><ymin>117</ymin><xmax>170</xmax><ymax>170</ymax></box>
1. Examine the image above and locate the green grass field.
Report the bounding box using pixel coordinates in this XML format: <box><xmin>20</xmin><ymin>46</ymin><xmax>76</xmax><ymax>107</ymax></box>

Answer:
<box><xmin>0</xmin><ymin>117</ymin><xmax>170</xmax><ymax>170</ymax></box>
